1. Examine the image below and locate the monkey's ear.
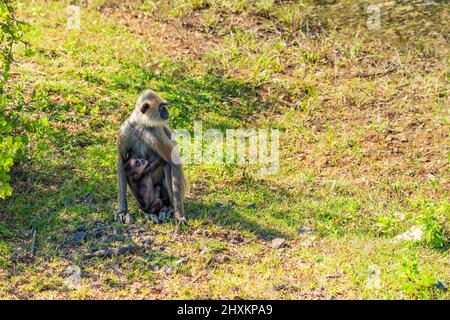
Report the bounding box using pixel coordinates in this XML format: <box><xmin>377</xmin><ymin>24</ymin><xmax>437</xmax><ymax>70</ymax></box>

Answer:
<box><xmin>140</xmin><ymin>103</ymin><xmax>150</xmax><ymax>113</ymax></box>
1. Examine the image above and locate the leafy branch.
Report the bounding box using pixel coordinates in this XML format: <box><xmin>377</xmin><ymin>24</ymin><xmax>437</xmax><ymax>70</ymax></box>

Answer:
<box><xmin>0</xmin><ymin>0</ymin><xmax>29</xmax><ymax>198</ymax></box>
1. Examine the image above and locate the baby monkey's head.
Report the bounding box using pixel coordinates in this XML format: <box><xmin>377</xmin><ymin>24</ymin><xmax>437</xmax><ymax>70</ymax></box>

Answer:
<box><xmin>123</xmin><ymin>158</ymin><xmax>148</xmax><ymax>181</ymax></box>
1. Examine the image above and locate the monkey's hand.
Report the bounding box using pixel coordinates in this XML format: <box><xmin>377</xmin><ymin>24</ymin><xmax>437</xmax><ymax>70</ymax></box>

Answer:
<box><xmin>115</xmin><ymin>210</ymin><xmax>127</xmax><ymax>223</ymax></box>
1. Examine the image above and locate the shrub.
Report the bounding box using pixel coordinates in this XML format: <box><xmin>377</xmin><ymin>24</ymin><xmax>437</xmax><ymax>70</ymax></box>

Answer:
<box><xmin>0</xmin><ymin>0</ymin><xmax>28</xmax><ymax>198</ymax></box>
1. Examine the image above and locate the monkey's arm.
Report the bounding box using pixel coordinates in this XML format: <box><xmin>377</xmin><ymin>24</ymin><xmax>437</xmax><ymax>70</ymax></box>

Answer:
<box><xmin>117</xmin><ymin>153</ymin><xmax>128</xmax><ymax>213</ymax></box>
<box><xmin>143</xmin><ymin>157</ymin><xmax>164</xmax><ymax>174</ymax></box>
<box><xmin>163</xmin><ymin>126</ymin><xmax>172</xmax><ymax>140</ymax></box>
<box><xmin>151</xmin><ymin>130</ymin><xmax>186</xmax><ymax>224</ymax></box>
<box><xmin>116</xmin><ymin>134</ymin><xmax>132</xmax><ymax>224</ymax></box>
<box><xmin>169</xmin><ymin>163</ymin><xmax>186</xmax><ymax>222</ymax></box>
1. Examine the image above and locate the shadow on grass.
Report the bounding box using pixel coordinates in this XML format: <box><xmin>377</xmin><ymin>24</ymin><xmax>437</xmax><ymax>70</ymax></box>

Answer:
<box><xmin>3</xmin><ymin>165</ymin><xmax>293</xmax><ymax>259</ymax></box>
<box><xmin>186</xmin><ymin>200</ymin><xmax>290</xmax><ymax>240</ymax></box>
<box><xmin>185</xmin><ymin>175</ymin><xmax>304</xmax><ymax>240</ymax></box>
<box><xmin>2</xmin><ymin>170</ymin><xmax>182</xmax><ymax>269</ymax></box>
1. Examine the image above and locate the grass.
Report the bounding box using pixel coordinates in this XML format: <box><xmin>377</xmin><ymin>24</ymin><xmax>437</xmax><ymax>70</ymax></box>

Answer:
<box><xmin>0</xmin><ymin>0</ymin><xmax>449</xmax><ymax>299</ymax></box>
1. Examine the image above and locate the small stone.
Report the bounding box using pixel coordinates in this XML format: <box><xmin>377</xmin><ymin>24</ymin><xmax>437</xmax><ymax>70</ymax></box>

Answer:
<box><xmin>271</xmin><ymin>238</ymin><xmax>286</xmax><ymax>249</ymax></box>
<box><xmin>69</xmin><ymin>231</ymin><xmax>85</xmax><ymax>245</ymax></box>
<box><xmin>436</xmin><ymin>281</ymin><xmax>448</xmax><ymax>291</ymax></box>
<box><xmin>247</xmin><ymin>203</ymin><xmax>256</xmax><ymax>209</ymax></box>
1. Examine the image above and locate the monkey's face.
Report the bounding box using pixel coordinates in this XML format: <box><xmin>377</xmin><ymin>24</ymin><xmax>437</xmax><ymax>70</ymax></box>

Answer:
<box><xmin>124</xmin><ymin>158</ymin><xmax>148</xmax><ymax>181</ymax></box>
<box><xmin>139</xmin><ymin>92</ymin><xmax>170</xmax><ymax>126</ymax></box>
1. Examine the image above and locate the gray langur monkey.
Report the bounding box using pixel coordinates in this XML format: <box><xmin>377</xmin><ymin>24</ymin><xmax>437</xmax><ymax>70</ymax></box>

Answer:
<box><xmin>116</xmin><ymin>90</ymin><xmax>187</xmax><ymax>226</ymax></box>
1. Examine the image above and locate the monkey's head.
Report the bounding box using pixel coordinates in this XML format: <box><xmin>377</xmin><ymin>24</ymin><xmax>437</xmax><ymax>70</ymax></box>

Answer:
<box><xmin>133</xmin><ymin>90</ymin><xmax>170</xmax><ymax>127</ymax></box>
<box><xmin>124</xmin><ymin>158</ymin><xmax>148</xmax><ymax>181</ymax></box>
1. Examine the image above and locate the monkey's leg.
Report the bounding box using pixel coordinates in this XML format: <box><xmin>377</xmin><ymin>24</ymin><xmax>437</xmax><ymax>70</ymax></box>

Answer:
<box><xmin>146</xmin><ymin>186</ymin><xmax>163</xmax><ymax>215</ymax></box>
<box><xmin>144</xmin><ymin>185</ymin><xmax>161</xmax><ymax>224</ymax></box>
<box><xmin>158</xmin><ymin>180</ymin><xmax>172</xmax><ymax>223</ymax></box>
<box><xmin>139</xmin><ymin>176</ymin><xmax>163</xmax><ymax>227</ymax></box>
<box><xmin>163</xmin><ymin>163</ymin><xmax>188</xmax><ymax>227</ymax></box>
<box><xmin>149</xmin><ymin>186</ymin><xmax>169</xmax><ymax>223</ymax></box>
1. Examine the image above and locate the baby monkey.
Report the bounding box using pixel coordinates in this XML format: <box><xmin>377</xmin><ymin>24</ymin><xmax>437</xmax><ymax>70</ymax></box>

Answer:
<box><xmin>123</xmin><ymin>157</ymin><xmax>164</xmax><ymax>215</ymax></box>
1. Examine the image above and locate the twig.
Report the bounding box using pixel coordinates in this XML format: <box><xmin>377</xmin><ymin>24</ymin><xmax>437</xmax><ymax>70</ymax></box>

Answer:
<box><xmin>84</xmin><ymin>243</ymin><xmax>138</xmax><ymax>259</ymax></box>
<box><xmin>14</xmin><ymin>62</ymin><xmax>47</xmax><ymax>75</ymax></box>
<box><xmin>357</xmin><ymin>67</ymin><xmax>397</xmax><ymax>79</ymax></box>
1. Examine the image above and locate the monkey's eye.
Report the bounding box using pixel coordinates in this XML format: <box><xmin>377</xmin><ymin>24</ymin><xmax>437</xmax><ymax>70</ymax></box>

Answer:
<box><xmin>140</xmin><ymin>103</ymin><xmax>150</xmax><ymax>114</ymax></box>
<box><xmin>159</xmin><ymin>102</ymin><xmax>169</xmax><ymax>111</ymax></box>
